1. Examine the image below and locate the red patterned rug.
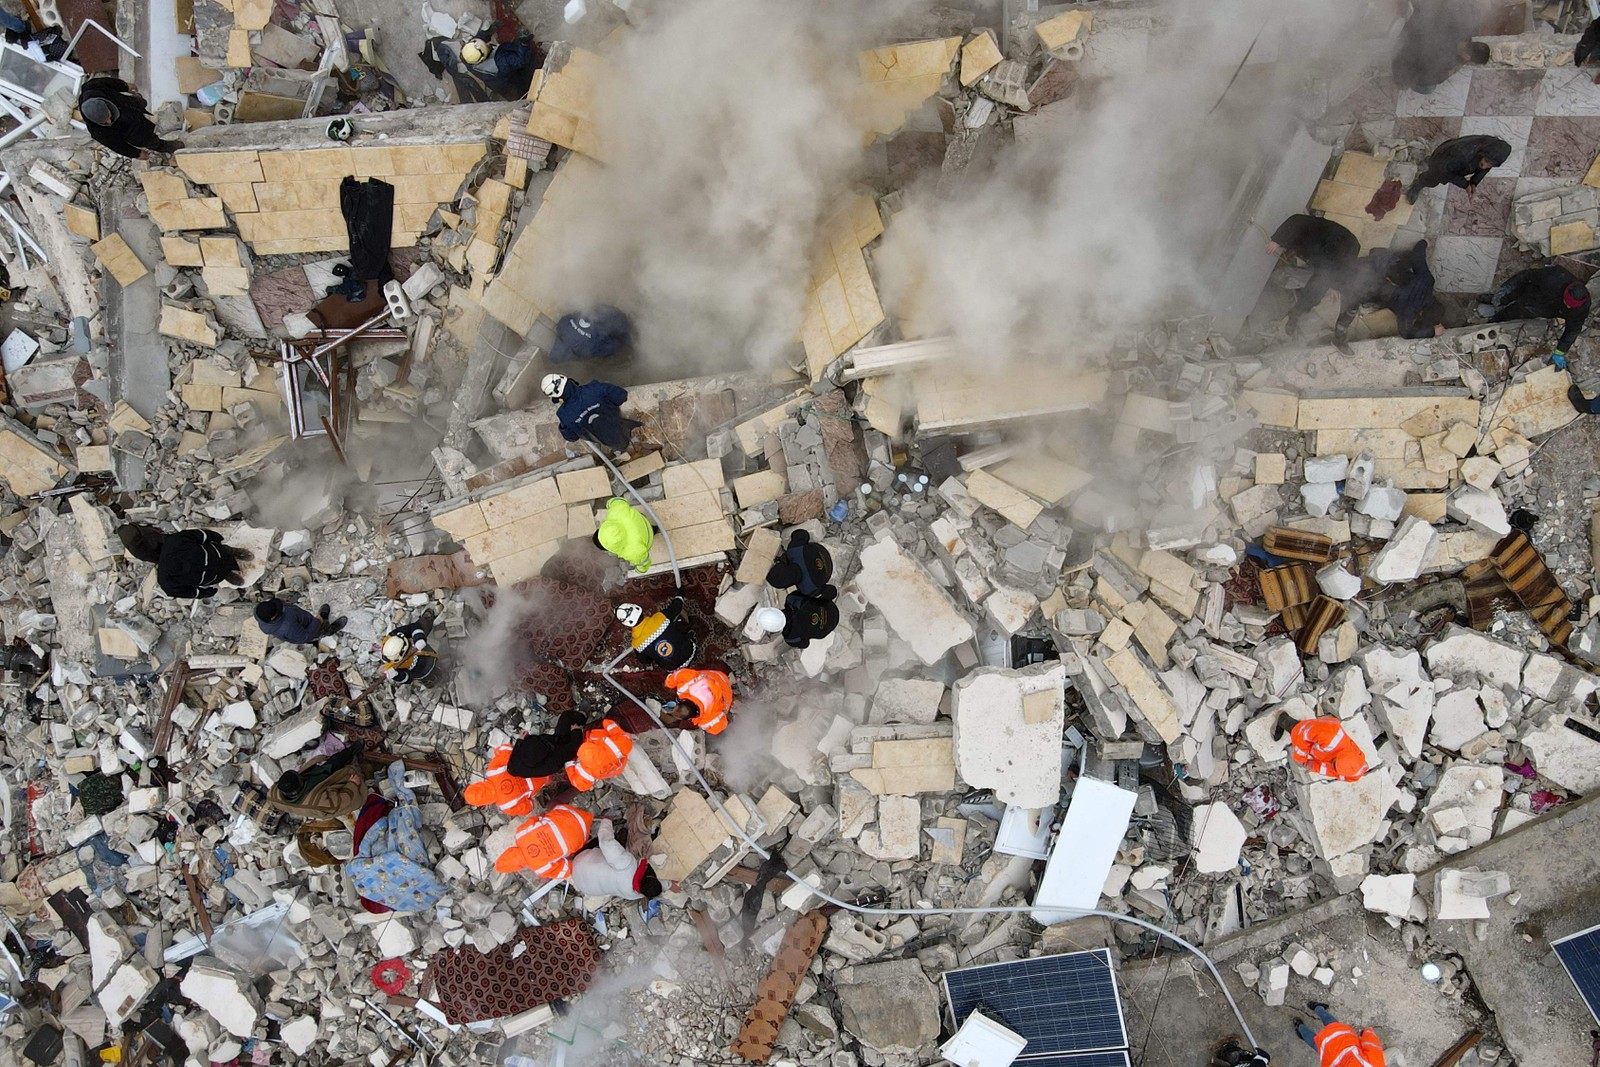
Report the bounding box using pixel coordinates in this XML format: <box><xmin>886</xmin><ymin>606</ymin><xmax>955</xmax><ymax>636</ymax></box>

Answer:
<box><xmin>424</xmin><ymin>918</ymin><xmax>601</xmax><ymax>1023</ymax></box>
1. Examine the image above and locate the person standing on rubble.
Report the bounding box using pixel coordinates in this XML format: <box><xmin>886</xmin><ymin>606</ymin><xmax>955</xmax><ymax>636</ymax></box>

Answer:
<box><xmin>1276</xmin><ymin>715</ymin><xmax>1370</xmax><ymax>782</ymax></box>
<box><xmin>254</xmin><ymin>596</ymin><xmax>346</xmax><ymax>643</ymax></box>
<box><xmin>543</xmin><ymin>373</ymin><xmax>641</xmax><ymax>452</ymax></box>
<box><xmin>379</xmin><ymin>611</ymin><xmax>440</xmax><ymax>685</ymax></box>
<box><xmin>1391</xmin><ymin>0</ymin><xmax>1490</xmax><ymax>96</ymax></box>
<box><xmin>78</xmin><ymin>77</ymin><xmax>184</xmax><ymax>159</ymax></box>
<box><xmin>1265</xmin><ymin>214</ymin><xmax>1360</xmax><ymax>330</ymax></box>
<box><xmin>1477</xmin><ymin>264</ymin><xmax>1590</xmax><ymax>367</ymax></box>
<box><xmin>618</xmin><ymin>597</ymin><xmax>697</xmax><ymax>670</ymax></box>
<box><xmin>594</xmin><ymin>497</ymin><xmax>655</xmax><ymax>573</ymax></box>
<box><xmin>765</xmin><ymin>529</ymin><xmax>836</xmax><ymax>599</ymax></box>
<box><xmin>754</xmin><ymin>590</ymin><xmax>839</xmax><ymax>650</ymax></box>
<box><xmin>1405</xmin><ymin>135</ymin><xmax>1512</xmax><ymax>203</ymax></box>
<box><xmin>118</xmin><ymin>523</ymin><xmax>249</xmax><ymax>600</ymax></box>
<box><xmin>568</xmin><ymin>817</ymin><xmax>664</xmax><ymax>900</ymax></box>
<box><xmin>1294</xmin><ymin>1003</ymin><xmax>1385</xmax><ymax>1067</ymax></box>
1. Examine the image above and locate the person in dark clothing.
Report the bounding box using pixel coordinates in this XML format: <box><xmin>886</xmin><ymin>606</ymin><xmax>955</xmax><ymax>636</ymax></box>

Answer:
<box><xmin>380</xmin><ymin>611</ymin><xmax>440</xmax><ymax>685</ymax></box>
<box><xmin>755</xmin><ymin>592</ymin><xmax>840</xmax><ymax>650</ymax></box>
<box><xmin>765</xmin><ymin>529</ymin><xmax>836</xmax><ymax>599</ymax></box>
<box><xmin>1267</xmin><ymin>214</ymin><xmax>1361</xmax><ymax>327</ymax></box>
<box><xmin>507</xmin><ymin>710</ymin><xmax>588</xmax><ymax>778</ymax></box>
<box><xmin>78</xmin><ymin>77</ymin><xmax>183</xmax><ymax>158</ymax></box>
<box><xmin>255</xmin><ymin>597</ymin><xmax>345</xmax><ymax>643</ymax></box>
<box><xmin>1477</xmin><ymin>264</ymin><xmax>1591</xmax><ymax>362</ymax></box>
<box><xmin>619</xmin><ymin>598</ymin><xmax>698</xmax><ymax>670</ymax></box>
<box><xmin>1333</xmin><ymin>239</ymin><xmax>1448</xmax><ymax>347</ymax></box>
<box><xmin>118</xmin><ymin>523</ymin><xmax>248</xmax><ymax>600</ymax></box>
<box><xmin>551</xmin><ymin>307</ymin><xmax>634</xmax><ymax>364</ymax></box>
<box><xmin>1405</xmin><ymin>135</ymin><xmax>1512</xmax><ymax>203</ymax></box>
<box><xmin>1575</xmin><ymin>18</ymin><xmax>1600</xmax><ymax>82</ymax></box>
<box><xmin>1391</xmin><ymin>0</ymin><xmax>1489</xmax><ymax>94</ymax></box>
<box><xmin>542</xmin><ymin>374</ymin><xmax>641</xmax><ymax>452</ymax></box>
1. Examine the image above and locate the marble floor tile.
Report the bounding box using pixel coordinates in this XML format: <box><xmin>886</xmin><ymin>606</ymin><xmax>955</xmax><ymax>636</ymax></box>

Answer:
<box><xmin>1397</xmin><ymin>68</ymin><xmax>1472</xmax><ymax>117</ymax></box>
<box><xmin>1535</xmin><ymin>68</ymin><xmax>1600</xmax><ymax>117</ymax></box>
<box><xmin>1458</xmin><ymin>115</ymin><xmax>1533</xmax><ymax>176</ymax></box>
<box><xmin>1443</xmin><ymin>176</ymin><xmax>1516</xmax><ymax>237</ymax></box>
<box><xmin>1396</xmin><ymin>116</ymin><xmax>1462</xmax><ymax>143</ymax></box>
<box><xmin>1432</xmin><ymin>235</ymin><xmax>1506</xmax><ymax>292</ymax></box>
<box><xmin>1466</xmin><ymin>68</ymin><xmax>1545</xmax><ymax>117</ymax></box>
<box><xmin>1523</xmin><ymin>117</ymin><xmax>1600</xmax><ymax>178</ymax></box>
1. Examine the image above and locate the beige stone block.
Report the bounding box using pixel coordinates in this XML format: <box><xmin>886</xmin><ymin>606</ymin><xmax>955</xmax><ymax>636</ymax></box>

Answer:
<box><xmin>176</xmin><ymin>151</ymin><xmax>265</xmax><ymax>186</ymax></box>
<box><xmin>735</xmin><ymin>527</ymin><xmax>783</xmax><ymax>586</ymax></box>
<box><xmin>662</xmin><ymin>458</ymin><xmax>724</xmax><ymax>498</ymax></box>
<box><xmin>1254</xmin><ymin>452</ymin><xmax>1287</xmax><ymax>484</ymax></box>
<box><xmin>1552</xmin><ymin>218</ymin><xmax>1597</xmax><ymax>255</ymax></box>
<box><xmin>731</xmin><ymin>469</ymin><xmax>786</xmax><ymax>508</ymax></box>
<box><xmin>1241</xmin><ymin>389</ymin><xmax>1299</xmax><ymax>427</ymax></box>
<box><xmin>649</xmin><ymin>492</ymin><xmax>723</xmax><ymax>531</ymax></box>
<box><xmin>556</xmin><ymin>465</ymin><xmax>612</xmax><ymax>503</ymax></box>
<box><xmin>432</xmin><ymin>502</ymin><xmax>488</xmax><ymax>542</ymax></box>
<box><xmin>212</xmin><ymin>182</ymin><xmax>259</xmax><ymax>213</ymax></box>
<box><xmin>226</xmin><ymin>29</ymin><xmax>252</xmax><ymax>67</ymax></box>
<box><xmin>181</xmin><ymin>383</ymin><xmax>225</xmax><ymax>411</ymax></box>
<box><xmin>567</xmin><ymin>504</ymin><xmax>598</xmax><ymax>540</ymax></box>
<box><xmin>1035</xmin><ymin>10</ymin><xmax>1091</xmax><ymax>51</ymax></box>
<box><xmin>160</xmin><ymin>306</ymin><xmax>219</xmax><ymax>347</ymax></box>
<box><xmin>959</xmin><ymin>31</ymin><xmax>1002</xmax><ymax>86</ymax></box>
<box><xmin>0</xmin><ymin>427</ymin><xmax>68</xmax><ymax>494</ymax></box>
<box><xmin>489</xmin><ymin>539</ymin><xmax>562</xmax><ymax>585</ymax></box>
<box><xmin>90</xmin><ymin>234</ymin><xmax>148</xmax><ymax>286</ymax></box>
<box><xmin>258</xmin><ymin>147</ymin><xmax>354</xmax><ymax>183</ymax></box>
<box><xmin>138</xmin><ymin>170</ymin><xmax>188</xmax><ymax>204</ymax></box>
<box><xmin>617</xmin><ymin>451</ymin><xmax>665</xmax><ymax>482</ymax></box>
<box><xmin>64</xmin><ymin>202</ymin><xmax>98</xmax><ymax>240</ymax></box>
<box><xmin>964</xmin><ymin>469</ymin><xmax>1043</xmax><ymax>527</ymax></box>
<box><xmin>160</xmin><ymin>236</ymin><xmax>205</xmax><ymax>266</ymax></box>
<box><xmin>250</xmin><ymin>180</ymin><xmax>341</xmax><ymax>212</ymax></box>
<box><xmin>479</xmin><ymin>477</ymin><xmax>563</xmax><ymax>529</ymax></box>
<box><xmin>149</xmin><ymin>197</ymin><xmax>229</xmax><ymax>232</ymax></box>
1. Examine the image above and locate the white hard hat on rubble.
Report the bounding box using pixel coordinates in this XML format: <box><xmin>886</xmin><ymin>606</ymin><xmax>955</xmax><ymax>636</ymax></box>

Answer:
<box><xmin>381</xmin><ymin>635</ymin><xmax>406</xmax><ymax>660</ymax></box>
<box><xmin>541</xmin><ymin>373</ymin><xmax>569</xmax><ymax>401</ymax></box>
<box><xmin>616</xmin><ymin>603</ymin><xmax>644</xmax><ymax>627</ymax></box>
<box><xmin>461</xmin><ymin>39</ymin><xmax>490</xmax><ymax>64</ymax></box>
<box><xmin>755</xmin><ymin>607</ymin><xmax>786</xmax><ymax>633</ymax></box>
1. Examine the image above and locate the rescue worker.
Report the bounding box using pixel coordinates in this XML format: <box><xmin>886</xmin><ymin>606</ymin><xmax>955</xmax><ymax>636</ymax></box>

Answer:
<box><xmin>1405</xmin><ymin>135</ymin><xmax>1512</xmax><ymax>203</ymax></box>
<box><xmin>619</xmin><ymin>597</ymin><xmax>697</xmax><ymax>670</ymax></box>
<box><xmin>1576</xmin><ymin>17</ymin><xmax>1600</xmax><ymax>81</ymax></box>
<box><xmin>1477</xmin><ymin>264</ymin><xmax>1590</xmax><ymax>365</ymax></box>
<box><xmin>459</xmin><ymin>35</ymin><xmax>538</xmax><ymax>99</ymax></box>
<box><xmin>765</xmin><ymin>529</ymin><xmax>836</xmax><ymax>599</ymax></box>
<box><xmin>1276</xmin><ymin>715</ymin><xmax>1370</xmax><ymax>782</ymax></box>
<box><xmin>78</xmin><ymin>76</ymin><xmax>184</xmax><ymax>158</ymax></box>
<box><xmin>551</xmin><ymin>306</ymin><xmax>633</xmax><ymax>363</ymax></box>
<box><xmin>464</xmin><ymin>742</ymin><xmax>549</xmax><ymax>817</ymax></box>
<box><xmin>568</xmin><ymin>817</ymin><xmax>664</xmax><ymax>900</ymax></box>
<box><xmin>543</xmin><ymin>373</ymin><xmax>641</xmax><ymax>452</ymax></box>
<box><xmin>255</xmin><ymin>596</ymin><xmax>346</xmax><ymax>644</ymax></box>
<box><xmin>1266</xmin><ymin>215</ymin><xmax>1360</xmax><ymax>329</ymax></box>
<box><xmin>594</xmin><ymin>497</ymin><xmax>655</xmax><ymax>573</ymax></box>
<box><xmin>564</xmin><ymin>718</ymin><xmax>633</xmax><ymax>792</ymax></box>
<box><xmin>664</xmin><ymin>667</ymin><xmax>734</xmax><ymax>734</ymax></box>
<box><xmin>1332</xmin><ymin>240</ymin><xmax>1447</xmax><ymax>348</ymax></box>
<box><xmin>1294</xmin><ymin>1004</ymin><xmax>1384</xmax><ymax>1067</ymax></box>
<box><xmin>494</xmin><ymin>803</ymin><xmax>594</xmax><ymax>877</ymax></box>
<box><xmin>118</xmin><ymin>523</ymin><xmax>251</xmax><ymax>600</ymax></box>
<box><xmin>1391</xmin><ymin>0</ymin><xmax>1489</xmax><ymax>94</ymax></box>
<box><xmin>506</xmin><ymin>710</ymin><xmax>588</xmax><ymax>779</ymax></box>
<box><xmin>379</xmin><ymin>610</ymin><xmax>439</xmax><ymax>685</ymax></box>
<box><xmin>754</xmin><ymin>590</ymin><xmax>840</xmax><ymax>650</ymax></box>
<box><xmin>1210</xmin><ymin>1040</ymin><xmax>1273</xmax><ymax>1067</ymax></box>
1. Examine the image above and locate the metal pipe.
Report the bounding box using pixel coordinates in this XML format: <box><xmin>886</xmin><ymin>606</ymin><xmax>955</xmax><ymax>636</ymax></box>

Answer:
<box><xmin>0</xmin><ymin>112</ymin><xmax>48</xmax><ymax>153</ymax></box>
<box><xmin>305</xmin><ymin>309</ymin><xmax>395</xmax><ymax>362</ymax></box>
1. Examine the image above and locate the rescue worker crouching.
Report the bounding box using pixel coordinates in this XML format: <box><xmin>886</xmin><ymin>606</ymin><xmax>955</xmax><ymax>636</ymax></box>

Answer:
<box><xmin>619</xmin><ymin>597</ymin><xmax>697</xmax><ymax>670</ymax></box>
<box><xmin>594</xmin><ymin>497</ymin><xmax>655</xmax><ymax>573</ymax></box>
<box><xmin>379</xmin><ymin>610</ymin><xmax>440</xmax><ymax>685</ymax></box>
<box><xmin>1275</xmin><ymin>714</ymin><xmax>1370</xmax><ymax>782</ymax></box>
<box><xmin>563</xmin><ymin>718</ymin><xmax>633</xmax><ymax>792</ymax></box>
<box><xmin>494</xmin><ymin>803</ymin><xmax>594</xmax><ymax>878</ymax></box>
<box><xmin>663</xmin><ymin>667</ymin><xmax>733</xmax><ymax>734</ymax></box>
<box><xmin>463</xmin><ymin>742</ymin><xmax>550</xmax><ymax>817</ymax></box>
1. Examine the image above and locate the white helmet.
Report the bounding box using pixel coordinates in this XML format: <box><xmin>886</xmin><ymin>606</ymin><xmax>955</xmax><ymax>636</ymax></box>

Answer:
<box><xmin>754</xmin><ymin>607</ymin><xmax>786</xmax><ymax>634</ymax></box>
<box><xmin>461</xmin><ymin>38</ymin><xmax>490</xmax><ymax>64</ymax></box>
<box><xmin>381</xmin><ymin>635</ymin><xmax>407</xmax><ymax>660</ymax></box>
<box><xmin>541</xmin><ymin>374</ymin><xmax>569</xmax><ymax>401</ymax></box>
<box><xmin>616</xmin><ymin>603</ymin><xmax>644</xmax><ymax>627</ymax></box>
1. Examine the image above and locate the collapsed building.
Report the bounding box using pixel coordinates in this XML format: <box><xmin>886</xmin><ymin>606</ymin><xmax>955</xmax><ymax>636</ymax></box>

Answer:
<box><xmin>3</xmin><ymin>0</ymin><xmax>1600</xmax><ymax>1066</ymax></box>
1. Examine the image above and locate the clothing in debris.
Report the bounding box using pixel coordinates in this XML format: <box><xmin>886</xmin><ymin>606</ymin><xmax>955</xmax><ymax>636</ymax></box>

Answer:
<box><xmin>78</xmin><ymin>77</ymin><xmax>182</xmax><ymax>158</ymax></box>
<box><xmin>268</xmin><ymin>750</ymin><xmax>367</xmax><ymax>819</ymax></box>
<box><xmin>1297</xmin><ymin>1006</ymin><xmax>1386</xmax><ymax>1067</ymax></box>
<box><xmin>595</xmin><ymin>497</ymin><xmax>654</xmax><ymax>572</ymax></box>
<box><xmin>1271</xmin><ymin>214</ymin><xmax>1361</xmax><ymax>322</ymax></box>
<box><xmin>1290</xmin><ymin>717</ymin><xmax>1370</xmax><ymax>782</ymax></box>
<box><xmin>556</xmin><ymin>379</ymin><xmax>640</xmax><ymax>451</ymax></box>
<box><xmin>339</xmin><ymin>177</ymin><xmax>395</xmax><ymax>282</ymax></box>
<box><xmin>495</xmin><ymin>803</ymin><xmax>593</xmax><ymax>878</ymax></box>
<box><xmin>552</xmin><ymin>306</ymin><xmax>633</xmax><ymax>363</ymax></box>
<box><xmin>665</xmin><ymin>667</ymin><xmax>733</xmax><ymax>734</ymax></box>
<box><xmin>765</xmin><ymin>529</ymin><xmax>836</xmax><ymax>599</ymax></box>
<box><xmin>1334</xmin><ymin>240</ymin><xmax>1445</xmax><ymax>341</ymax></box>
<box><xmin>780</xmin><ymin>590</ymin><xmax>840</xmax><ymax>649</ymax></box>
<box><xmin>255</xmin><ymin>598</ymin><xmax>343</xmax><ymax>644</ymax></box>
<box><xmin>465</xmin><ymin>742</ymin><xmax>550</xmax><ymax>816</ymax></box>
<box><xmin>345</xmin><ymin>761</ymin><xmax>448</xmax><ymax>912</ymax></box>
<box><xmin>118</xmin><ymin>524</ymin><xmax>246</xmax><ymax>600</ymax></box>
<box><xmin>381</xmin><ymin>611</ymin><xmax>439</xmax><ymax>685</ymax></box>
<box><xmin>1484</xmin><ymin>264</ymin><xmax>1591</xmax><ymax>353</ymax></box>
<box><xmin>1405</xmin><ymin>135</ymin><xmax>1512</xmax><ymax>202</ymax></box>
<box><xmin>507</xmin><ymin>711</ymin><xmax>589</xmax><ymax>779</ymax></box>
<box><xmin>628</xmin><ymin>595</ymin><xmax>697</xmax><ymax>670</ymax></box>
<box><xmin>564</xmin><ymin>719</ymin><xmax>633</xmax><ymax>792</ymax></box>
<box><xmin>568</xmin><ymin>818</ymin><xmax>659</xmax><ymax>899</ymax></box>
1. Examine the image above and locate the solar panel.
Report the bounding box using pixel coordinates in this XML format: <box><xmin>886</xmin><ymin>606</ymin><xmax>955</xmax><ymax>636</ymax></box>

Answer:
<box><xmin>1553</xmin><ymin>921</ymin><xmax>1600</xmax><ymax>1023</ymax></box>
<box><xmin>943</xmin><ymin>948</ymin><xmax>1129</xmax><ymax>1058</ymax></box>
<box><xmin>1012</xmin><ymin>1053</ymin><xmax>1132</xmax><ymax>1067</ymax></box>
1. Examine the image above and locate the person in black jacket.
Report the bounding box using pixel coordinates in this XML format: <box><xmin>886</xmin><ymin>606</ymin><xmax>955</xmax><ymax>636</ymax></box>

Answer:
<box><xmin>754</xmin><ymin>592</ymin><xmax>839</xmax><ymax>650</ymax></box>
<box><xmin>1391</xmin><ymin>0</ymin><xmax>1490</xmax><ymax>94</ymax></box>
<box><xmin>765</xmin><ymin>529</ymin><xmax>835</xmax><ymax>599</ymax></box>
<box><xmin>77</xmin><ymin>77</ymin><xmax>183</xmax><ymax>158</ymax></box>
<box><xmin>256</xmin><ymin>597</ymin><xmax>345</xmax><ymax>643</ymax></box>
<box><xmin>1266</xmin><ymin>214</ymin><xmax>1361</xmax><ymax>327</ymax></box>
<box><xmin>118</xmin><ymin>523</ymin><xmax>247</xmax><ymax>599</ymax></box>
<box><xmin>1406</xmin><ymin>135</ymin><xmax>1512</xmax><ymax>203</ymax></box>
<box><xmin>506</xmin><ymin>710</ymin><xmax>589</xmax><ymax>778</ymax></box>
<box><xmin>1333</xmin><ymin>239</ymin><xmax>1448</xmax><ymax>347</ymax></box>
<box><xmin>1478</xmin><ymin>265</ymin><xmax>1591</xmax><ymax>362</ymax></box>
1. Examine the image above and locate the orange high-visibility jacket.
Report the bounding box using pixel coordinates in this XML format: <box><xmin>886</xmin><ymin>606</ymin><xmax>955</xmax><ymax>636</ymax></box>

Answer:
<box><xmin>1291</xmin><ymin>717</ymin><xmax>1370</xmax><ymax>782</ymax></box>
<box><xmin>564</xmin><ymin>719</ymin><xmax>633</xmax><ymax>792</ymax></box>
<box><xmin>665</xmin><ymin>668</ymin><xmax>733</xmax><ymax>734</ymax></box>
<box><xmin>463</xmin><ymin>744</ymin><xmax>549</xmax><ymax>817</ymax></box>
<box><xmin>1314</xmin><ymin>1022</ymin><xmax>1385</xmax><ymax>1067</ymax></box>
<box><xmin>494</xmin><ymin>804</ymin><xmax>594</xmax><ymax>878</ymax></box>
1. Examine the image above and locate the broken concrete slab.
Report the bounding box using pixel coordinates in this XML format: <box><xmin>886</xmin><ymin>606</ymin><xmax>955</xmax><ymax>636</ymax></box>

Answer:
<box><xmin>950</xmin><ymin>662</ymin><xmax>1065</xmax><ymax>807</ymax></box>
<box><xmin>853</xmin><ymin>536</ymin><xmax>975</xmax><ymax>665</ymax></box>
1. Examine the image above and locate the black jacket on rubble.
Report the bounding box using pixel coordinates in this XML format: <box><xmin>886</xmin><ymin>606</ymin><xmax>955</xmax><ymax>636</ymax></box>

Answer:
<box><xmin>1494</xmin><ymin>265</ymin><xmax>1590</xmax><ymax>351</ymax></box>
<box><xmin>1271</xmin><ymin>215</ymin><xmax>1359</xmax><ymax>269</ymax></box>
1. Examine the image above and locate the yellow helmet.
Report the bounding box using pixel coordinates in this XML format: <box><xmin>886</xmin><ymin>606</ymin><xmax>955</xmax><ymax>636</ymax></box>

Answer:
<box><xmin>461</xmin><ymin>39</ymin><xmax>490</xmax><ymax>64</ymax></box>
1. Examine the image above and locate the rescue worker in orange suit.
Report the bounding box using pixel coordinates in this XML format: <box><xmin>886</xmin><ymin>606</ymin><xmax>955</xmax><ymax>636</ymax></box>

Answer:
<box><xmin>1294</xmin><ymin>1003</ymin><xmax>1384</xmax><ymax>1067</ymax></box>
<box><xmin>564</xmin><ymin>718</ymin><xmax>633</xmax><ymax>791</ymax></box>
<box><xmin>1275</xmin><ymin>715</ymin><xmax>1370</xmax><ymax>782</ymax></box>
<box><xmin>494</xmin><ymin>803</ymin><xmax>594</xmax><ymax>877</ymax></box>
<box><xmin>463</xmin><ymin>742</ymin><xmax>551</xmax><ymax>817</ymax></box>
<box><xmin>663</xmin><ymin>667</ymin><xmax>733</xmax><ymax>734</ymax></box>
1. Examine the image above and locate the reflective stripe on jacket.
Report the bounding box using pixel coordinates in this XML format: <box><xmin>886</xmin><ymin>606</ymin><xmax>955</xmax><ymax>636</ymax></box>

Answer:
<box><xmin>1291</xmin><ymin>717</ymin><xmax>1370</xmax><ymax>782</ymax></box>
<box><xmin>495</xmin><ymin>804</ymin><xmax>594</xmax><ymax>877</ymax></box>
<box><xmin>565</xmin><ymin>719</ymin><xmax>633</xmax><ymax>791</ymax></box>
<box><xmin>665</xmin><ymin>668</ymin><xmax>733</xmax><ymax>734</ymax></box>
<box><xmin>463</xmin><ymin>744</ymin><xmax>547</xmax><ymax>817</ymax></box>
<box><xmin>1315</xmin><ymin>1022</ymin><xmax>1386</xmax><ymax>1067</ymax></box>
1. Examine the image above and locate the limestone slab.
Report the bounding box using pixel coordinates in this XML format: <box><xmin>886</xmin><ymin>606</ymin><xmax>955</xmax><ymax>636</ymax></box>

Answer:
<box><xmin>950</xmin><ymin>662</ymin><xmax>1066</xmax><ymax>807</ymax></box>
<box><xmin>853</xmin><ymin>537</ymin><xmax>974</xmax><ymax>665</ymax></box>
